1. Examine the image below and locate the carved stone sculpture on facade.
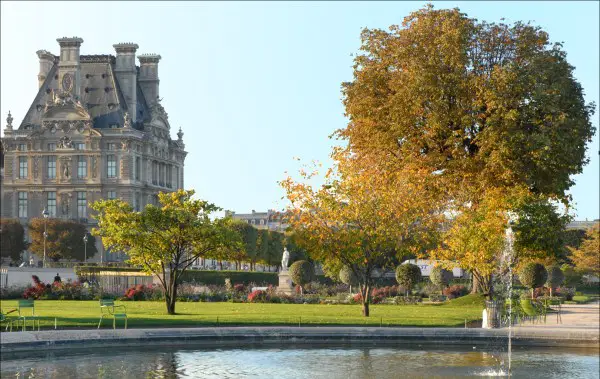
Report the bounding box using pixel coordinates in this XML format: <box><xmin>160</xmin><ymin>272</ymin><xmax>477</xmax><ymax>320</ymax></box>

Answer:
<box><xmin>33</xmin><ymin>156</ymin><xmax>40</xmax><ymax>179</ymax></box>
<box><xmin>91</xmin><ymin>156</ymin><xmax>98</xmax><ymax>178</ymax></box>
<box><xmin>123</xmin><ymin>111</ymin><xmax>131</xmax><ymax>129</ymax></box>
<box><xmin>5</xmin><ymin>111</ymin><xmax>13</xmax><ymax>130</ymax></box>
<box><xmin>57</xmin><ymin>136</ymin><xmax>73</xmax><ymax>149</ymax></box>
<box><xmin>60</xmin><ymin>193</ymin><xmax>71</xmax><ymax>215</ymax></box>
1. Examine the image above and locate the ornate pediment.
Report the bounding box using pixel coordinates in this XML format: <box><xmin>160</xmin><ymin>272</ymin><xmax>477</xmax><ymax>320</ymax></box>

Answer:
<box><xmin>149</xmin><ymin>101</ymin><xmax>170</xmax><ymax>129</ymax></box>
<box><xmin>42</xmin><ymin>91</ymin><xmax>91</xmax><ymax>121</ymax></box>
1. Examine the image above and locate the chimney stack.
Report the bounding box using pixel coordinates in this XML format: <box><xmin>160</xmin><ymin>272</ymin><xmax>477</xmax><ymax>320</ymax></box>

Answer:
<box><xmin>113</xmin><ymin>43</ymin><xmax>139</xmax><ymax>123</ymax></box>
<box><xmin>56</xmin><ymin>37</ymin><xmax>83</xmax><ymax>99</ymax></box>
<box><xmin>138</xmin><ymin>54</ymin><xmax>161</xmax><ymax>107</ymax></box>
<box><xmin>36</xmin><ymin>50</ymin><xmax>55</xmax><ymax>89</ymax></box>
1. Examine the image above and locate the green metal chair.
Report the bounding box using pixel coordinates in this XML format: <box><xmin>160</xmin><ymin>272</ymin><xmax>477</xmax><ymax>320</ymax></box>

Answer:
<box><xmin>17</xmin><ymin>300</ymin><xmax>40</xmax><ymax>331</ymax></box>
<box><xmin>503</xmin><ymin>298</ymin><xmax>522</xmax><ymax>326</ymax></box>
<box><xmin>0</xmin><ymin>309</ymin><xmax>17</xmax><ymax>332</ymax></box>
<box><xmin>98</xmin><ymin>299</ymin><xmax>127</xmax><ymax>329</ymax></box>
<box><xmin>520</xmin><ymin>299</ymin><xmax>542</xmax><ymax>324</ymax></box>
<box><xmin>545</xmin><ymin>298</ymin><xmax>562</xmax><ymax>324</ymax></box>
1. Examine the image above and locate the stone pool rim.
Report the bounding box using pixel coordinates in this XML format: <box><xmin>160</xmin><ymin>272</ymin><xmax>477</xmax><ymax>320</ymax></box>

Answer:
<box><xmin>1</xmin><ymin>326</ymin><xmax>598</xmax><ymax>354</ymax></box>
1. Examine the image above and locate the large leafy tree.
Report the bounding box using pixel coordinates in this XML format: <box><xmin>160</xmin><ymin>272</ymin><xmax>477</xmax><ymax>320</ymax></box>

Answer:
<box><xmin>281</xmin><ymin>163</ymin><xmax>441</xmax><ymax>317</ymax></box>
<box><xmin>569</xmin><ymin>224</ymin><xmax>600</xmax><ymax>275</ymax></box>
<box><xmin>0</xmin><ymin>219</ymin><xmax>27</xmax><ymax>263</ymax></box>
<box><xmin>339</xmin><ymin>5</ymin><xmax>595</xmax><ymax>200</ymax></box>
<box><xmin>91</xmin><ymin>190</ymin><xmax>235</xmax><ymax>314</ymax></box>
<box><xmin>29</xmin><ymin>218</ymin><xmax>97</xmax><ymax>262</ymax></box>
<box><xmin>337</xmin><ymin>5</ymin><xmax>595</xmax><ymax>292</ymax></box>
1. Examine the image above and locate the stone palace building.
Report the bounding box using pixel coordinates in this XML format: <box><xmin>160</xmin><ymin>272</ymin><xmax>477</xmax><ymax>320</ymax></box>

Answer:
<box><xmin>0</xmin><ymin>37</ymin><xmax>187</xmax><ymax>263</ymax></box>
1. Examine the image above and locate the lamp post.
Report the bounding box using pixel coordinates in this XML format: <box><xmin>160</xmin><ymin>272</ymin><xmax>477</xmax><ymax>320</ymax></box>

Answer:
<box><xmin>83</xmin><ymin>232</ymin><xmax>89</xmax><ymax>264</ymax></box>
<box><xmin>42</xmin><ymin>208</ymin><xmax>49</xmax><ymax>268</ymax></box>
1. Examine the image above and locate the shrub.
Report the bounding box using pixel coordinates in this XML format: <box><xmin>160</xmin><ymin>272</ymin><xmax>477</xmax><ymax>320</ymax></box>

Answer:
<box><xmin>442</xmin><ymin>284</ymin><xmax>468</xmax><ymax>299</ymax></box>
<box><xmin>23</xmin><ymin>275</ymin><xmax>50</xmax><ymax>299</ymax></box>
<box><xmin>393</xmin><ymin>296</ymin><xmax>422</xmax><ymax>305</ymax></box>
<box><xmin>123</xmin><ymin>284</ymin><xmax>157</xmax><ymax>301</ymax></box>
<box><xmin>339</xmin><ymin>265</ymin><xmax>359</xmax><ymax>287</ymax></box>
<box><xmin>545</xmin><ymin>265</ymin><xmax>564</xmax><ymax>296</ymax></box>
<box><xmin>429</xmin><ymin>294</ymin><xmax>447</xmax><ymax>302</ymax></box>
<box><xmin>430</xmin><ymin>266</ymin><xmax>453</xmax><ymax>290</ymax></box>
<box><xmin>395</xmin><ymin>264</ymin><xmax>422</xmax><ymax>295</ymax></box>
<box><xmin>248</xmin><ymin>289</ymin><xmax>269</xmax><ymax>303</ymax></box>
<box><xmin>519</xmin><ymin>263</ymin><xmax>548</xmax><ymax>298</ymax></box>
<box><xmin>414</xmin><ymin>282</ymin><xmax>437</xmax><ymax>298</ymax></box>
<box><xmin>556</xmin><ymin>287</ymin><xmax>575</xmax><ymax>301</ymax></box>
<box><xmin>289</xmin><ymin>260</ymin><xmax>314</xmax><ymax>294</ymax></box>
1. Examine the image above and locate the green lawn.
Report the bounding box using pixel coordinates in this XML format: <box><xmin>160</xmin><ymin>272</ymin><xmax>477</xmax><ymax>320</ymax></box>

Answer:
<box><xmin>0</xmin><ymin>295</ymin><xmax>484</xmax><ymax>330</ymax></box>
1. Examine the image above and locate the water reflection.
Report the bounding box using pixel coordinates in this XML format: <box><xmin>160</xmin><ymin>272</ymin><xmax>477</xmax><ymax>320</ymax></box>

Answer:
<box><xmin>2</xmin><ymin>345</ymin><xmax>598</xmax><ymax>379</ymax></box>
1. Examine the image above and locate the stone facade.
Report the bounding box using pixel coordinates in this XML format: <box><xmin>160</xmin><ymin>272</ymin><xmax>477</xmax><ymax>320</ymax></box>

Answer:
<box><xmin>225</xmin><ymin>209</ymin><xmax>288</xmax><ymax>231</ymax></box>
<box><xmin>0</xmin><ymin>37</ymin><xmax>187</xmax><ymax>263</ymax></box>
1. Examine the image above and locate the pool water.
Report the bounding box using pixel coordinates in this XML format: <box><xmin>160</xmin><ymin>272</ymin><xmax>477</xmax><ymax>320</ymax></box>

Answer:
<box><xmin>1</xmin><ymin>344</ymin><xmax>598</xmax><ymax>378</ymax></box>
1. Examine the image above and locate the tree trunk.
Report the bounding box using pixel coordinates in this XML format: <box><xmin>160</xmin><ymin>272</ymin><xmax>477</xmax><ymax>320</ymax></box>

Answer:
<box><xmin>471</xmin><ymin>274</ymin><xmax>480</xmax><ymax>294</ymax></box>
<box><xmin>360</xmin><ymin>283</ymin><xmax>370</xmax><ymax>317</ymax></box>
<box><xmin>166</xmin><ymin>281</ymin><xmax>178</xmax><ymax>315</ymax></box>
<box><xmin>362</xmin><ymin>301</ymin><xmax>370</xmax><ymax>317</ymax></box>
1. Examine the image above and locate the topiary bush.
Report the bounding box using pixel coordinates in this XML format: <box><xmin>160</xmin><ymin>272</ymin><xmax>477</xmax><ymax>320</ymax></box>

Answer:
<box><xmin>430</xmin><ymin>266</ymin><xmax>453</xmax><ymax>291</ymax></box>
<box><xmin>545</xmin><ymin>265</ymin><xmax>565</xmax><ymax>296</ymax></box>
<box><xmin>339</xmin><ymin>265</ymin><xmax>359</xmax><ymax>291</ymax></box>
<box><xmin>289</xmin><ymin>260</ymin><xmax>314</xmax><ymax>295</ymax></box>
<box><xmin>395</xmin><ymin>264</ymin><xmax>422</xmax><ymax>295</ymax></box>
<box><xmin>519</xmin><ymin>262</ymin><xmax>548</xmax><ymax>298</ymax></box>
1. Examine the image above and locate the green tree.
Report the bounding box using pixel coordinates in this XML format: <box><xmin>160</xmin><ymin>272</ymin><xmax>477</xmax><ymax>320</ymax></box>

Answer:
<box><xmin>263</xmin><ymin>231</ymin><xmax>284</xmax><ymax>271</ymax></box>
<box><xmin>512</xmin><ymin>198</ymin><xmax>572</xmax><ymax>263</ymax></box>
<box><xmin>229</xmin><ymin>220</ymin><xmax>258</xmax><ymax>270</ymax></box>
<box><xmin>519</xmin><ymin>262</ymin><xmax>548</xmax><ymax>298</ymax></box>
<box><xmin>545</xmin><ymin>265</ymin><xmax>564</xmax><ymax>297</ymax></box>
<box><xmin>0</xmin><ymin>219</ymin><xmax>27</xmax><ymax>263</ymax></box>
<box><xmin>256</xmin><ymin>229</ymin><xmax>270</xmax><ymax>270</ymax></box>
<box><xmin>338</xmin><ymin>264</ymin><xmax>361</xmax><ymax>294</ymax></box>
<box><xmin>396</xmin><ymin>263</ymin><xmax>423</xmax><ymax>296</ymax></box>
<box><xmin>29</xmin><ymin>218</ymin><xmax>97</xmax><ymax>262</ymax></box>
<box><xmin>430</xmin><ymin>265</ymin><xmax>453</xmax><ymax>292</ymax></box>
<box><xmin>289</xmin><ymin>260</ymin><xmax>314</xmax><ymax>295</ymax></box>
<box><xmin>337</xmin><ymin>5</ymin><xmax>596</xmax><ymax>292</ymax></box>
<box><xmin>91</xmin><ymin>190</ymin><xmax>235</xmax><ymax>314</ymax></box>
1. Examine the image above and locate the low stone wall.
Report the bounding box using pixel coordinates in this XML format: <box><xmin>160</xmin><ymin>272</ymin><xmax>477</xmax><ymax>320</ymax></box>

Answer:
<box><xmin>1</xmin><ymin>326</ymin><xmax>598</xmax><ymax>353</ymax></box>
<box><xmin>1</xmin><ymin>267</ymin><xmax>77</xmax><ymax>287</ymax></box>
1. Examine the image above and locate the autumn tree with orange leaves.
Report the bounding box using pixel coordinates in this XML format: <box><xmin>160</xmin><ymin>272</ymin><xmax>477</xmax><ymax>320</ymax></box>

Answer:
<box><xmin>281</xmin><ymin>162</ymin><xmax>443</xmax><ymax>317</ymax></box>
<box><xmin>334</xmin><ymin>5</ymin><xmax>595</xmax><ymax>293</ymax></box>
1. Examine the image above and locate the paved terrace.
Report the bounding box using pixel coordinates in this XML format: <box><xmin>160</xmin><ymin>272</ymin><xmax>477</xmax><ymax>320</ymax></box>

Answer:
<box><xmin>513</xmin><ymin>302</ymin><xmax>599</xmax><ymax>330</ymax></box>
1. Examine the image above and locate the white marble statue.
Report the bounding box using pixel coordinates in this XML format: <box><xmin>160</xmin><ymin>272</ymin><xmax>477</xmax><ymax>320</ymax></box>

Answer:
<box><xmin>281</xmin><ymin>248</ymin><xmax>290</xmax><ymax>272</ymax></box>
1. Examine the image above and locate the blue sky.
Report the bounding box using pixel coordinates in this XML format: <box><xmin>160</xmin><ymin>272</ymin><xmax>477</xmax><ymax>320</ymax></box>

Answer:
<box><xmin>1</xmin><ymin>1</ymin><xmax>598</xmax><ymax>220</ymax></box>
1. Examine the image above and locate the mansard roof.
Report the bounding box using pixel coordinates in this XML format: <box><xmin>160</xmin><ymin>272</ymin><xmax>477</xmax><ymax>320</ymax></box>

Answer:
<box><xmin>19</xmin><ymin>54</ymin><xmax>151</xmax><ymax>131</ymax></box>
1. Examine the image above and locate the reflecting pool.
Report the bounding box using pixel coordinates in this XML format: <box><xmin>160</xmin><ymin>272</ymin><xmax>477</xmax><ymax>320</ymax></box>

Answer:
<box><xmin>2</xmin><ymin>344</ymin><xmax>598</xmax><ymax>378</ymax></box>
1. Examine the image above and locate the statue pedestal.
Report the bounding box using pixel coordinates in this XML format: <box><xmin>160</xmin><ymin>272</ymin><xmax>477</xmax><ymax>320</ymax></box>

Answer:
<box><xmin>278</xmin><ymin>271</ymin><xmax>294</xmax><ymax>295</ymax></box>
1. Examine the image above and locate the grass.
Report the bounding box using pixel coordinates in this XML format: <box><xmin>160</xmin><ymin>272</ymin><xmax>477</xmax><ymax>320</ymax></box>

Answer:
<box><xmin>0</xmin><ymin>295</ymin><xmax>485</xmax><ymax>330</ymax></box>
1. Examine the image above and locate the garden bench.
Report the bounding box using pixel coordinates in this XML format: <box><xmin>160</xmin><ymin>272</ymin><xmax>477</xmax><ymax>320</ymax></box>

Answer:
<box><xmin>98</xmin><ymin>299</ymin><xmax>127</xmax><ymax>329</ymax></box>
<box><xmin>17</xmin><ymin>299</ymin><xmax>40</xmax><ymax>331</ymax></box>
